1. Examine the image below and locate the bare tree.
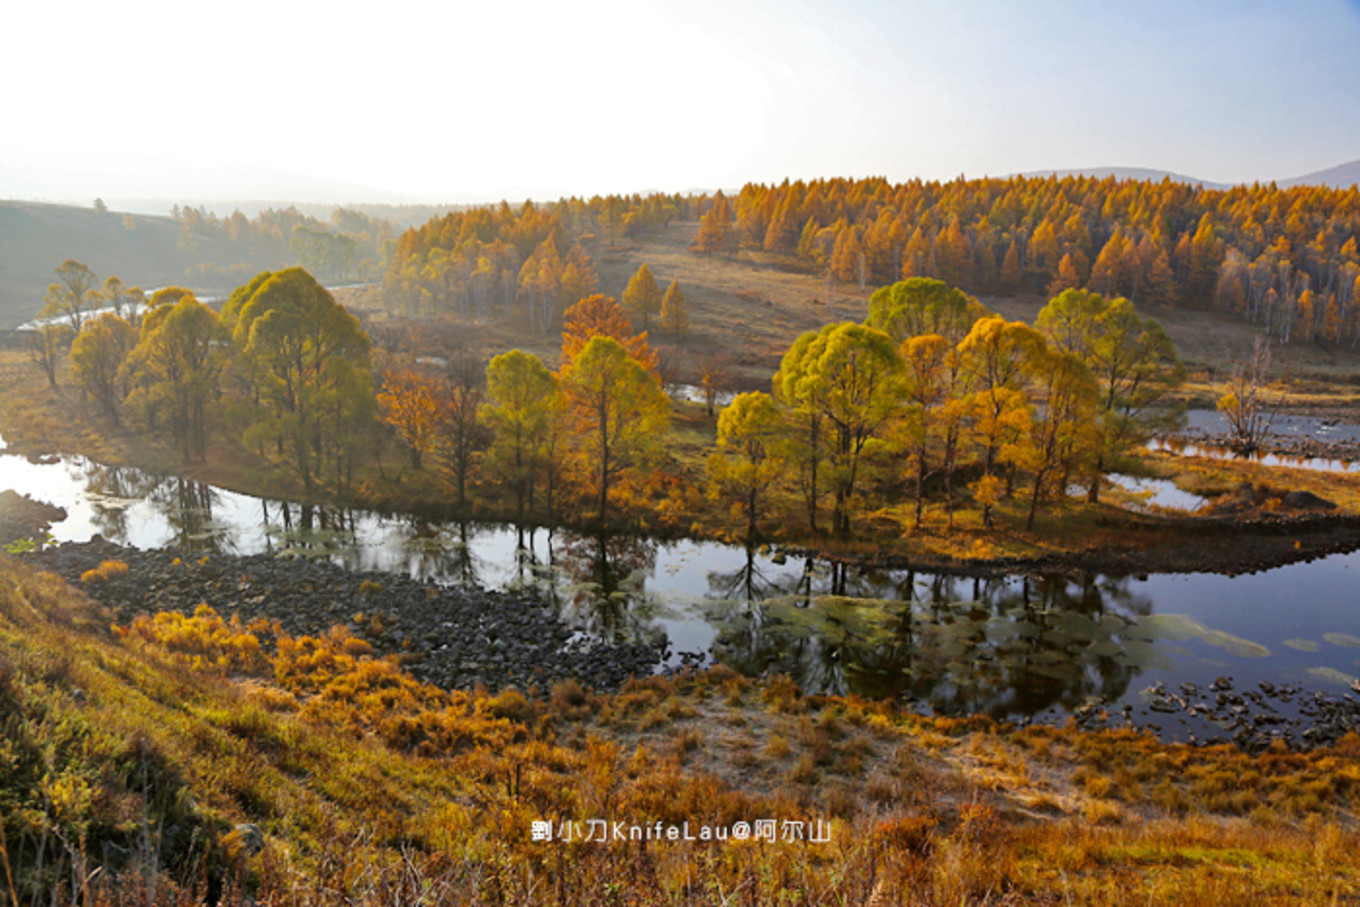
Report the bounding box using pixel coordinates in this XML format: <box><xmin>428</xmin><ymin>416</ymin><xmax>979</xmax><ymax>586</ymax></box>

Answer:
<box><xmin>1218</xmin><ymin>334</ymin><xmax>1275</xmax><ymax>456</ymax></box>
<box><xmin>697</xmin><ymin>352</ymin><xmax>735</xmax><ymax>418</ymax></box>
<box><xmin>654</xmin><ymin>345</ymin><xmax>689</xmax><ymax>395</ymax></box>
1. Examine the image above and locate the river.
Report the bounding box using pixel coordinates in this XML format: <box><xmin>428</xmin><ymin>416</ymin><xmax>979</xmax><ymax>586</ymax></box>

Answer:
<box><xmin>2</xmin><ymin>426</ymin><xmax>1359</xmax><ymax>744</ymax></box>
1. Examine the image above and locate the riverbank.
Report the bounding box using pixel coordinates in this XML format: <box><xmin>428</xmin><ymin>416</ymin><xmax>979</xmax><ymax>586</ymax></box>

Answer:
<box><xmin>0</xmin><ymin>488</ymin><xmax>64</xmax><ymax>546</ymax></box>
<box><xmin>34</xmin><ymin>537</ymin><xmax>1360</xmax><ymax>756</ymax></box>
<box><xmin>24</xmin><ymin>537</ymin><xmax>665</xmax><ymax>692</ymax></box>
<box><xmin>4</xmin><ymin>349</ymin><xmax>1360</xmax><ymax>579</ymax></box>
<box><xmin>3</xmin><ymin>550</ymin><xmax>1359</xmax><ymax>904</ymax></box>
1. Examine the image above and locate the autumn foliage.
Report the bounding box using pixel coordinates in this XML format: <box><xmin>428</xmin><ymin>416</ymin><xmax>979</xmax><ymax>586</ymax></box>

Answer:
<box><xmin>697</xmin><ymin>175</ymin><xmax>1360</xmax><ymax>347</ymax></box>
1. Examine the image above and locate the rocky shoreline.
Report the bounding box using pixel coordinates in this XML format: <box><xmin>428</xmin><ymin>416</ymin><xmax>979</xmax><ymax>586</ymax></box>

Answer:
<box><xmin>1065</xmin><ymin>677</ymin><xmax>1360</xmax><ymax>753</ymax></box>
<box><xmin>0</xmin><ymin>490</ymin><xmax>65</xmax><ymax>547</ymax></box>
<box><xmin>1156</xmin><ymin>427</ymin><xmax>1360</xmax><ymax>465</ymax></box>
<box><xmin>821</xmin><ymin>510</ymin><xmax>1360</xmax><ymax>580</ymax></box>
<box><xmin>24</xmin><ymin>539</ymin><xmax>666</xmax><ymax>693</ymax></box>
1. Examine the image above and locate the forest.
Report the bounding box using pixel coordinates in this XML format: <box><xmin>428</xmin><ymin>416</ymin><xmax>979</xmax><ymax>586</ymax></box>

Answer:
<box><xmin>31</xmin><ymin>237</ymin><xmax>1186</xmax><ymax>551</ymax></box>
<box><xmin>379</xmin><ymin>175</ymin><xmax>1360</xmax><ymax>352</ymax></box>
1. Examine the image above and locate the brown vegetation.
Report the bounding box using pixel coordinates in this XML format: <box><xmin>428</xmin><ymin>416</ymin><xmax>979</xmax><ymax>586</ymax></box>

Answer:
<box><xmin>1</xmin><ymin>553</ymin><xmax>1358</xmax><ymax>904</ymax></box>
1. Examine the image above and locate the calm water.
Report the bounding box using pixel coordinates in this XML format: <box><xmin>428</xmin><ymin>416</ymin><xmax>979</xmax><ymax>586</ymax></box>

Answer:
<box><xmin>2</xmin><ymin>433</ymin><xmax>1358</xmax><ymax>737</ymax></box>
<box><xmin>1158</xmin><ymin>410</ymin><xmax>1360</xmax><ymax>473</ymax></box>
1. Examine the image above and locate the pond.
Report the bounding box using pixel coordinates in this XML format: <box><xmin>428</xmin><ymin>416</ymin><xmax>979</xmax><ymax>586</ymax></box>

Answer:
<box><xmin>1158</xmin><ymin>410</ymin><xmax>1360</xmax><ymax>473</ymax></box>
<box><xmin>2</xmin><ymin>433</ymin><xmax>1358</xmax><ymax>742</ymax></box>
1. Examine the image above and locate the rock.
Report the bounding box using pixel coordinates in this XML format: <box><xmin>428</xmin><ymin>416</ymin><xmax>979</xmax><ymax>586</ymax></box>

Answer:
<box><xmin>22</xmin><ymin>539</ymin><xmax>665</xmax><ymax>695</ymax></box>
<box><xmin>1281</xmin><ymin>490</ymin><xmax>1337</xmax><ymax>511</ymax></box>
<box><xmin>228</xmin><ymin>823</ymin><xmax>265</xmax><ymax>856</ymax></box>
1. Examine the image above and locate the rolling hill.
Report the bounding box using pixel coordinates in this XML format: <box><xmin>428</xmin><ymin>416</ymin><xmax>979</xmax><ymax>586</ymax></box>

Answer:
<box><xmin>1279</xmin><ymin>158</ymin><xmax>1360</xmax><ymax>189</ymax></box>
<box><xmin>0</xmin><ymin>201</ymin><xmax>296</xmax><ymax>327</ymax></box>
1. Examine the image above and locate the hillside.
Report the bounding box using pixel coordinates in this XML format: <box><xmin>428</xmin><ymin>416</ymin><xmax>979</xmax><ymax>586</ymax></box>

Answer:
<box><xmin>1280</xmin><ymin>157</ymin><xmax>1360</xmax><ymax>189</ymax></box>
<box><xmin>351</xmin><ymin>218</ymin><xmax>1360</xmax><ymax>394</ymax></box>
<box><xmin>0</xmin><ymin>201</ymin><xmax>287</xmax><ymax>327</ymax></box>
<box><xmin>1017</xmin><ymin>166</ymin><xmax>1227</xmax><ymax>188</ymax></box>
<box><xmin>1</xmin><ymin>549</ymin><xmax>1357</xmax><ymax>904</ymax></box>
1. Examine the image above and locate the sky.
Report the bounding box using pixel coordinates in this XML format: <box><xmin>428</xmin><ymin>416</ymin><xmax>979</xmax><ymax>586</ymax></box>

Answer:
<box><xmin>3</xmin><ymin>0</ymin><xmax>1359</xmax><ymax>204</ymax></box>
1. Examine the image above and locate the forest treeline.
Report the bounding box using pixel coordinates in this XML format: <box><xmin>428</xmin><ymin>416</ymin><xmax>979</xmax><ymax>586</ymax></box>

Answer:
<box><xmin>169</xmin><ymin>204</ymin><xmax>395</xmax><ymax>284</ymax></box>
<box><xmin>381</xmin><ymin>195</ymin><xmax>691</xmax><ymax>325</ymax></box>
<box><xmin>41</xmin><ymin>254</ymin><xmax>1183</xmax><ymax>542</ymax></box>
<box><xmin>690</xmin><ymin>175</ymin><xmax>1360</xmax><ymax>347</ymax></box>
<box><xmin>377</xmin><ymin>174</ymin><xmax>1360</xmax><ymax>352</ymax></box>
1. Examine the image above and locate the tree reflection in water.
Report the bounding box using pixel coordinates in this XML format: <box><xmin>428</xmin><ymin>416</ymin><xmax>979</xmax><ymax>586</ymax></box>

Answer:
<box><xmin>706</xmin><ymin>557</ymin><xmax>1155</xmax><ymax>720</ymax></box>
<box><xmin>150</xmin><ymin>477</ymin><xmax>228</xmax><ymax>552</ymax></box>
<box><xmin>79</xmin><ymin>461</ymin><xmax>162</xmax><ymax>543</ymax></box>
<box><xmin>553</xmin><ymin>531</ymin><xmax>665</xmax><ymax>647</ymax></box>
<box><xmin>265</xmin><ymin>502</ymin><xmax>360</xmax><ymax>562</ymax></box>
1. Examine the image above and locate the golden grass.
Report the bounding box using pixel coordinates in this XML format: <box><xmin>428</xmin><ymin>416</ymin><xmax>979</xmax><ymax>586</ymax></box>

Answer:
<box><xmin>3</xmin><ymin>552</ymin><xmax>1360</xmax><ymax>903</ymax></box>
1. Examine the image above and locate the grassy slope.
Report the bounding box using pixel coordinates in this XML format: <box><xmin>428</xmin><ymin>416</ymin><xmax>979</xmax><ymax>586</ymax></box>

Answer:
<box><xmin>348</xmin><ymin>220</ymin><xmax>1360</xmax><ymax>405</ymax></box>
<box><xmin>0</xmin><ymin>201</ymin><xmax>282</xmax><ymax>329</ymax></box>
<box><xmin>1</xmin><ymin>552</ymin><xmax>1358</xmax><ymax>904</ymax></box>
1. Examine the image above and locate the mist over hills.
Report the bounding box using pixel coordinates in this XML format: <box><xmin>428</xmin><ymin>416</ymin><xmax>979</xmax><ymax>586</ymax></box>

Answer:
<box><xmin>1279</xmin><ymin>159</ymin><xmax>1360</xmax><ymax>189</ymax></box>
<box><xmin>1016</xmin><ymin>159</ymin><xmax>1360</xmax><ymax>190</ymax></box>
<box><xmin>3</xmin><ymin>155</ymin><xmax>1359</xmax><ymax>329</ymax></box>
<box><xmin>1016</xmin><ymin>167</ymin><xmax>1228</xmax><ymax>189</ymax></box>
<box><xmin>5</xmin><ymin>149</ymin><xmax>1358</xmax><ymax>217</ymax></box>
<box><xmin>0</xmin><ymin>202</ymin><xmax>274</xmax><ymax>328</ymax></box>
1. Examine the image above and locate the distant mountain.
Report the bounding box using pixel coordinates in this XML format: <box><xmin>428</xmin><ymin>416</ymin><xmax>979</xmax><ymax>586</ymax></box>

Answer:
<box><xmin>1015</xmin><ymin>166</ymin><xmax>1227</xmax><ymax>189</ymax></box>
<box><xmin>0</xmin><ymin>200</ymin><xmax>283</xmax><ymax>329</ymax></box>
<box><xmin>1278</xmin><ymin>159</ymin><xmax>1360</xmax><ymax>189</ymax></box>
<box><xmin>0</xmin><ymin>152</ymin><xmax>420</xmax><ymax>214</ymax></box>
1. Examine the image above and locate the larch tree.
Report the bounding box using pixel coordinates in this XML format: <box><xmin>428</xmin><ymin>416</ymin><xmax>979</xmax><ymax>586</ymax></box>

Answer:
<box><xmin>560</xmin><ymin>294</ymin><xmax>658</xmax><ymax>372</ymax></box>
<box><xmin>1047</xmin><ymin>253</ymin><xmax>1082</xmax><ymax>297</ymax></box>
<box><xmin>659</xmin><ymin>279</ymin><xmax>689</xmax><ymax>336</ymax></box>
<box><xmin>622</xmin><ymin>264</ymin><xmax>663</xmax><ymax>332</ymax></box>
<box><xmin>483</xmin><ymin>350</ymin><xmax>558</xmax><ymax>519</ymax></box>
<box><xmin>706</xmin><ymin>391</ymin><xmax>786</xmax><ymax>541</ymax></box>
<box><xmin>70</xmin><ymin>313</ymin><xmax>138</xmax><ymax>422</ymax></box>
<box><xmin>121</xmin><ymin>295</ymin><xmax>224</xmax><ymax>460</ymax></box>
<box><xmin>691</xmin><ymin>193</ymin><xmax>734</xmax><ymax>254</ymax></box>
<box><xmin>559</xmin><ymin>336</ymin><xmax>670</xmax><ymax>523</ymax></box>
<box><xmin>1036</xmin><ymin>289</ymin><xmax>1183</xmax><ymax>500</ymax></box>
<box><xmin>376</xmin><ymin>368</ymin><xmax>446</xmax><ymax>469</ymax></box>
<box><xmin>231</xmin><ymin>268</ymin><xmax>372</xmax><ymax>490</ymax></box>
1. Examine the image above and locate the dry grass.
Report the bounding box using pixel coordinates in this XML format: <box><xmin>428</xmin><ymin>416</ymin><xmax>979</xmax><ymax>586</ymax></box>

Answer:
<box><xmin>2</xmin><ymin>553</ymin><xmax>1360</xmax><ymax>903</ymax></box>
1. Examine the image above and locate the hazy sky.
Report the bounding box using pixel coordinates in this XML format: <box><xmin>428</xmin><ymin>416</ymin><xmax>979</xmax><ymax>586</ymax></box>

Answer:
<box><xmin>4</xmin><ymin>0</ymin><xmax>1359</xmax><ymax>202</ymax></box>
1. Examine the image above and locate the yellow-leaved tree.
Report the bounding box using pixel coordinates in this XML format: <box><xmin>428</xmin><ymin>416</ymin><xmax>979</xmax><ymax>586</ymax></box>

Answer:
<box><xmin>482</xmin><ymin>350</ymin><xmax>559</xmax><ymax>519</ymax></box>
<box><xmin>621</xmin><ymin>264</ymin><xmax>663</xmax><ymax>332</ymax></box>
<box><xmin>706</xmin><ymin>391</ymin><xmax>785</xmax><ymax>541</ymax></box>
<box><xmin>560</xmin><ymin>336</ymin><xmax>669</xmax><ymax>523</ymax></box>
<box><xmin>70</xmin><ymin>313</ymin><xmax>138</xmax><ymax>423</ymax></box>
<box><xmin>121</xmin><ymin>294</ymin><xmax>224</xmax><ymax>460</ymax></box>
<box><xmin>376</xmin><ymin>369</ymin><xmax>446</xmax><ymax>469</ymax></box>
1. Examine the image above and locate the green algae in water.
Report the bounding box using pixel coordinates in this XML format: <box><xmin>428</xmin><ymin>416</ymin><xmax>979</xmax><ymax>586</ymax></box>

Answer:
<box><xmin>1131</xmin><ymin>613</ymin><xmax>1270</xmax><ymax>659</ymax></box>
<box><xmin>1306</xmin><ymin>666</ymin><xmax>1359</xmax><ymax>686</ymax></box>
<box><xmin>761</xmin><ymin>595</ymin><xmax>913</xmax><ymax>649</ymax></box>
<box><xmin>1283</xmin><ymin>638</ymin><xmax>1321</xmax><ymax>653</ymax></box>
<box><xmin>1323</xmin><ymin>633</ymin><xmax>1360</xmax><ymax>649</ymax></box>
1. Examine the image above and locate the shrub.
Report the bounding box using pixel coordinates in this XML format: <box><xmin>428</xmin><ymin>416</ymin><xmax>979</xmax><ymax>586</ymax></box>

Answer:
<box><xmin>80</xmin><ymin>560</ymin><xmax>129</xmax><ymax>585</ymax></box>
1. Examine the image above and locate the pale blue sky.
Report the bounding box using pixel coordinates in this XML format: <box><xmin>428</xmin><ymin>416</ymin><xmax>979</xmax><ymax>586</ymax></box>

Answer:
<box><xmin>2</xmin><ymin>0</ymin><xmax>1358</xmax><ymax>201</ymax></box>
